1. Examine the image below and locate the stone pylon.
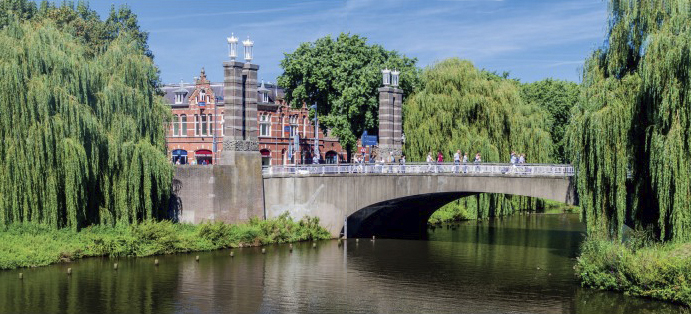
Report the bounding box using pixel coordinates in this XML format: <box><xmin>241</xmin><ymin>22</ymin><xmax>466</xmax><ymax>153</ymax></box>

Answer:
<box><xmin>219</xmin><ymin>61</ymin><xmax>260</xmax><ymax>165</ymax></box>
<box><xmin>377</xmin><ymin>85</ymin><xmax>403</xmax><ymax>159</ymax></box>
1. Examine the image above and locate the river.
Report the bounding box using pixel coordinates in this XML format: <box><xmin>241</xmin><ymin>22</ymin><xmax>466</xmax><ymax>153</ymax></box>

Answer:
<box><xmin>0</xmin><ymin>214</ymin><xmax>684</xmax><ymax>313</ymax></box>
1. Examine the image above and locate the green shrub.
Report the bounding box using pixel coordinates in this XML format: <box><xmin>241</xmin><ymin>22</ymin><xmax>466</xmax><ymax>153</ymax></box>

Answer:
<box><xmin>576</xmin><ymin>238</ymin><xmax>691</xmax><ymax>306</ymax></box>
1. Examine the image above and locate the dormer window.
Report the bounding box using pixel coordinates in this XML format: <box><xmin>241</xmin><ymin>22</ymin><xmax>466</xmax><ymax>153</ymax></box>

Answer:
<box><xmin>262</xmin><ymin>92</ymin><xmax>269</xmax><ymax>103</ymax></box>
<box><xmin>175</xmin><ymin>93</ymin><xmax>184</xmax><ymax>104</ymax></box>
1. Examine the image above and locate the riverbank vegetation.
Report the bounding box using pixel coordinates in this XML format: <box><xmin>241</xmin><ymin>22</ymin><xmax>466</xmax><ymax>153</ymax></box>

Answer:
<box><xmin>0</xmin><ymin>214</ymin><xmax>330</xmax><ymax>270</ymax></box>
<box><xmin>567</xmin><ymin>1</ymin><xmax>691</xmax><ymax>306</ymax></box>
<box><xmin>576</xmin><ymin>237</ymin><xmax>691</xmax><ymax>306</ymax></box>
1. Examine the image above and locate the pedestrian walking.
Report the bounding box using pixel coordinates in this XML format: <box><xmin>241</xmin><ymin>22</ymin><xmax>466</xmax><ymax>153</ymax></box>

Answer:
<box><xmin>426</xmin><ymin>152</ymin><xmax>433</xmax><ymax>172</ymax></box>
<box><xmin>462</xmin><ymin>152</ymin><xmax>469</xmax><ymax>173</ymax></box>
<box><xmin>437</xmin><ymin>151</ymin><xmax>443</xmax><ymax>173</ymax></box>
<box><xmin>454</xmin><ymin>150</ymin><xmax>461</xmax><ymax>173</ymax></box>
<box><xmin>400</xmin><ymin>154</ymin><xmax>406</xmax><ymax>173</ymax></box>
<box><xmin>474</xmin><ymin>152</ymin><xmax>481</xmax><ymax>172</ymax></box>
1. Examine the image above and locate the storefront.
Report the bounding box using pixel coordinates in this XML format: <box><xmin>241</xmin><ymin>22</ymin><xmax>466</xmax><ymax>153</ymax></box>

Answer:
<box><xmin>260</xmin><ymin>149</ymin><xmax>271</xmax><ymax>166</ymax></box>
<box><xmin>172</xmin><ymin>149</ymin><xmax>188</xmax><ymax>164</ymax></box>
<box><xmin>325</xmin><ymin>151</ymin><xmax>338</xmax><ymax>164</ymax></box>
<box><xmin>195</xmin><ymin>149</ymin><xmax>213</xmax><ymax>165</ymax></box>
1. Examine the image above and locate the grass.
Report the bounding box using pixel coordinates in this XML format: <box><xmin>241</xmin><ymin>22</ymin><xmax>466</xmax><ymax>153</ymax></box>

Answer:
<box><xmin>0</xmin><ymin>213</ymin><xmax>331</xmax><ymax>270</ymax></box>
<box><xmin>576</xmin><ymin>236</ymin><xmax>691</xmax><ymax>306</ymax></box>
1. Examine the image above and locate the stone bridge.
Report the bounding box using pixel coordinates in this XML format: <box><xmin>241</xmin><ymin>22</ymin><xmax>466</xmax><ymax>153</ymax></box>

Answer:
<box><xmin>262</xmin><ymin>163</ymin><xmax>576</xmax><ymax>238</ymax></box>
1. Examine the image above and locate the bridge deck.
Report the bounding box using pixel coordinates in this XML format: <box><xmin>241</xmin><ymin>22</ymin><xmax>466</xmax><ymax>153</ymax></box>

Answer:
<box><xmin>262</xmin><ymin>163</ymin><xmax>574</xmax><ymax>178</ymax></box>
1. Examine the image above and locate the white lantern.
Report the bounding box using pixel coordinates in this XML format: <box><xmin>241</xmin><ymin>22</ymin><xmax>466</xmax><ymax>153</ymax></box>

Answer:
<box><xmin>227</xmin><ymin>33</ymin><xmax>238</xmax><ymax>61</ymax></box>
<box><xmin>243</xmin><ymin>36</ymin><xmax>254</xmax><ymax>62</ymax></box>
<box><xmin>381</xmin><ymin>68</ymin><xmax>391</xmax><ymax>86</ymax></box>
<box><xmin>391</xmin><ymin>69</ymin><xmax>400</xmax><ymax>87</ymax></box>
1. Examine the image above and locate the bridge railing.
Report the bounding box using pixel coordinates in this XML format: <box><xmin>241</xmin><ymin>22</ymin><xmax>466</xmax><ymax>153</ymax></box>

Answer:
<box><xmin>262</xmin><ymin>163</ymin><xmax>575</xmax><ymax>177</ymax></box>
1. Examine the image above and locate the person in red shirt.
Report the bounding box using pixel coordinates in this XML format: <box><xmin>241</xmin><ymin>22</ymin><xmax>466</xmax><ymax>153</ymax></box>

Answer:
<box><xmin>437</xmin><ymin>151</ymin><xmax>443</xmax><ymax>172</ymax></box>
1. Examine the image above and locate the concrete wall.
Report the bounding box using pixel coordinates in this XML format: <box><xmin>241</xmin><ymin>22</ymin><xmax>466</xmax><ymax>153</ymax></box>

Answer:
<box><xmin>172</xmin><ymin>159</ymin><xmax>264</xmax><ymax>224</ymax></box>
<box><xmin>262</xmin><ymin>173</ymin><xmax>576</xmax><ymax>237</ymax></box>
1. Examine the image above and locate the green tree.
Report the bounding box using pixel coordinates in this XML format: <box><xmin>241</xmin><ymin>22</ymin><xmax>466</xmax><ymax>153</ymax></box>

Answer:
<box><xmin>521</xmin><ymin>79</ymin><xmax>579</xmax><ymax>163</ymax></box>
<box><xmin>567</xmin><ymin>0</ymin><xmax>691</xmax><ymax>241</ymax></box>
<box><xmin>278</xmin><ymin>33</ymin><xmax>419</xmax><ymax>159</ymax></box>
<box><xmin>0</xmin><ymin>0</ymin><xmax>37</xmax><ymax>28</ymax></box>
<box><xmin>404</xmin><ymin>58</ymin><xmax>554</xmax><ymax>217</ymax></box>
<box><xmin>0</xmin><ymin>17</ymin><xmax>171</xmax><ymax>229</ymax></box>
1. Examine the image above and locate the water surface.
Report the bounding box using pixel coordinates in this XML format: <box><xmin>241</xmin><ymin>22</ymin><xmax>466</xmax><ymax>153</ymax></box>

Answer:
<box><xmin>0</xmin><ymin>214</ymin><xmax>684</xmax><ymax>313</ymax></box>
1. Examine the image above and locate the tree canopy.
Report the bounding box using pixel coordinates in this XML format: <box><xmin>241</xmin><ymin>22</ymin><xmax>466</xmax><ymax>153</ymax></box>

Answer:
<box><xmin>567</xmin><ymin>0</ymin><xmax>691</xmax><ymax>241</ymax></box>
<box><xmin>521</xmin><ymin>79</ymin><xmax>579</xmax><ymax>164</ymax></box>
<box><xmin>278</xmin><ymin>33</ymin><xmax>419</xmax><ymax>157</ymax></box>
<box><xmin>0</xmin><ymin>4</ymin><xmax>171</xmax><ymax>230</ymax></box>
<box><xmin>404</xmin><ymin>58</ymin><xmax>554</xmax><ymax>217</ymax></box>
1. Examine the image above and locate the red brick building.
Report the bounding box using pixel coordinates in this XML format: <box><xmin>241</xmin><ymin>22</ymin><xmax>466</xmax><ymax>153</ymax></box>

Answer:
<box><xmin>163</xmin><ymin>68</ymin><xmax>349</xmax><ymax>165</ymax></box>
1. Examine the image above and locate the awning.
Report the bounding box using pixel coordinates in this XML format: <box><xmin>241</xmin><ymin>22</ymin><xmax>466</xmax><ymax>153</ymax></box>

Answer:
<box><xmin>195</xmin><ymin>149</ymin><xmax>212</xmax><ymax>157</ymax></box>
<box><xmin>260</xmin><ymin>150</ymin><xmax>271</xmax><ymax>157</ymax></box>
<box><xmin>172</xmin><ymin>149</ymin><xmax>187</xmax><ymax>156</ymax></box>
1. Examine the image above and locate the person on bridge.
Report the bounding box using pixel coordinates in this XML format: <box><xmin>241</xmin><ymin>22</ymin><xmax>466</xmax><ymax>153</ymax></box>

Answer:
<box><xmin>519</xmin><ymin>154</ymin><xmax>525</xmax><ymax>164</ymax></box>
<box><xmin>400</xmin><ymin>154</ymin><xmax>406</xmax><ymax>173</ymax></box>
<box><xmin>462</xmin><ymin>152</ymin><xmax>469</xmax><ymax>173</ymax></box>
<box><xmin>474</xmin><ymin>152</ymin><xmax>482</xmax><ymax>172</ymax></box>
<box><xmin>437</xmin><ymin>151</ymin><xmax>444</xmax><ymax>173</ymax></box>
<box><xmin>509</xmin><ymin>151</ymin><xmax>517</xmax><ymax>173</ymax></box>
<box><xmin>454</xmin><ymin>150</ymin><xmax>461</xmax><ymax>173</ymax></box>
<box><xmin>427</xmin><ymin>152</ymin><xmax>433</xmax><ymax>172</ymax></box>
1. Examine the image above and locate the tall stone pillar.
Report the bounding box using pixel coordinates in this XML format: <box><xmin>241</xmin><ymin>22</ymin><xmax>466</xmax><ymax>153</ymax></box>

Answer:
<box><xmin>377</xmin><ymin>86</ymin><xmax>403</xmax><ymax>159</ymax></box>
<box><xmin>219</xmin><ymin>61</ymin><xmax>260</xmax><ymax>164</ymax></box>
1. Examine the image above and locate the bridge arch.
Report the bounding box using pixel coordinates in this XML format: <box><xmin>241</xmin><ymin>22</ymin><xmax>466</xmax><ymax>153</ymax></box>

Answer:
<box><xmin>262</xmin><ymin>164</ymin><xmax>576</xmax><ymax>238</ymax></box>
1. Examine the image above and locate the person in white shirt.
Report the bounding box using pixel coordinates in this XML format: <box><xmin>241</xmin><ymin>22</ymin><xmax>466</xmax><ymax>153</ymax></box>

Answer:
<box><xmin>453</xmin><ymin>150</ymin><xmax>461</xmax><ymax>173</ymax></box>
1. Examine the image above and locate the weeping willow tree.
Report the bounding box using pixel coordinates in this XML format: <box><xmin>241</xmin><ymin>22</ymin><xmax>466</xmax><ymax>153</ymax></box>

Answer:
<box><xmin>404</xmin><ymin>58</ymin><xmax>554</xmax><ymax>218</ymax></box>
<box><xmin>568</xmin><ymin>0</ymin><xmax>691</xmax><ymax>242</ymax></box>
<box><xmin>0</xmin><ymin>19</ymin><xmax>172</xmax><ymax>230</ymax></box>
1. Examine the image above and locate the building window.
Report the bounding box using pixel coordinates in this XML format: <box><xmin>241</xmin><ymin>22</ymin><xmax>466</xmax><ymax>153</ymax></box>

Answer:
<box><xmin>201</xmin><ymin>114</ymin><xmax>207</xmax><ymax>136</ymax></box>
<box><xmin>260</xmin><ymin>114</ymin><xmax>271</xmax><ymax>137</ymax></box>
<box><xmin>181</xmin><ymin>115</ymin><xmax>187</xmax><ymax>137</ymax></box>
<box><xmin>262</xmin><ymin>92</ymin><xmax>269</xmax><ymax>103</ymax></box>
<box><xmin>195</xmin><ymin>115</ymin><xmax>200</xmax><ymax>136</ymax></box>
<box><xmin>173</xmin><ymin>115</ymin><xmax>179</xmax><ymax>136</ymax></box>
<box><xmin>289</xmin><ymin>115</ymin><xmax>298</xmax><ymax>137</ymax></box>
<box><xmin>199</xmin><ymin>89</ymin><xmax>206</xmax><ymax>103</ymax></box>
<box><xmin>303</xmin><ymin>117</ymin><xmax>308</xmax><ymax>137</ymax></box>
<box><xmin>208</xmin><ymin>114</ymin><xmax>213</xmax><ymax>136</ymax></box>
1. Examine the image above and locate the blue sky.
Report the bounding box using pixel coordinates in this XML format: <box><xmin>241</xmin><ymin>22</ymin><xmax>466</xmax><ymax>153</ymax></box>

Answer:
<box><xmin>85</xmin><ymin>0</ymin><xmax>608</xmax><ymax>85</ymax></box>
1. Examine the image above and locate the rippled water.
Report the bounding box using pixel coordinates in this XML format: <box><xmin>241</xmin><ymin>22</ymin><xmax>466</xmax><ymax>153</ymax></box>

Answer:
<box><xmin>0</xmin><ymin>214</ymin><xmax>684</xmax><ymax>313</ymax></box>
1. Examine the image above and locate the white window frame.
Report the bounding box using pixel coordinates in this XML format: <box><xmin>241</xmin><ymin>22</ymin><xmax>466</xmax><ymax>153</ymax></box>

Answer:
<box><xmin>180</xmin><ymin>115</ymin><xmax>187</xmax><ymax>137</ymax></box>
<box><xmin>289</xmin><ymin>115</ymin><xmax>298</xmax><ymax>137</ymax></box>
<box><xmin>195</xmin><ymin>114</ymin><xmax>199</xmax><ymax>136</ymax></box>
<box><xmin>172</xmin><ymin>115</ymin><xmax>179</xmax><ymax>136</ymax></box>
<box><xmin>260</xmin><ymin>114</ymin><xmax>271</xmax><ymax>137</ymax></box>
<box><xmin>201</xmin><ymin>114</ymin><xmax>207</xmax><ymax>136</ymax></box>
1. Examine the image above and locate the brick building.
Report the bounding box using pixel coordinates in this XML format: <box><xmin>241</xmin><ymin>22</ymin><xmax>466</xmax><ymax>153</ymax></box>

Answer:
<box><xmin>163</xmin><ymin>68</ymin><xmax>349</xmax><ymax>165</ymax></box>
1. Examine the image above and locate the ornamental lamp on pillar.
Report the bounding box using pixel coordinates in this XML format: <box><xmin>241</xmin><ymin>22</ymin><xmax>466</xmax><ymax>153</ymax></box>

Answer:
<box><xmin>381</xmin><ymin>68</ymin><xmax>391</xmax><ymax>86</ymax></box>
<box><xmin>227</xmin><ymin>33</ymin><xmax>238</xmax><ymax>61</ymax></box>
<box><xmin>243</xmin><ymin>36</ymin><xmax>254</xmax><ymax>62</ymax></box>
<box><xmin>391</xmin><ymin>69</ymin><xmax>400</xmax><ymax>87</ymax></box>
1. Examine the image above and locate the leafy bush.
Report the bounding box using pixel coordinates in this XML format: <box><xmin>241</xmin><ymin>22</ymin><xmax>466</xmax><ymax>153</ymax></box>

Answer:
<box><xmin>576</xmin><ymin>238</ymin><xmax>691</xmax><ymax>306</ymax></box>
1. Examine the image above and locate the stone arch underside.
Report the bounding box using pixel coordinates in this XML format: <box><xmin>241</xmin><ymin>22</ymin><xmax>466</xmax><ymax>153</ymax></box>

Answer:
<box><xmin>262</xmin><ymin>174</ymin><xmax>576</xmax><ymax>238</ymax></box>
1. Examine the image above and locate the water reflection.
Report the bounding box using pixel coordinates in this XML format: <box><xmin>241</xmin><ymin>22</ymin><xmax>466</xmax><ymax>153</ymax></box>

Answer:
<box><xmin>0</xmin><ymin>214</ymin><xmax>684</xmax><ymax>313</ymax></box>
